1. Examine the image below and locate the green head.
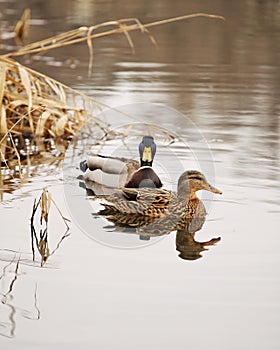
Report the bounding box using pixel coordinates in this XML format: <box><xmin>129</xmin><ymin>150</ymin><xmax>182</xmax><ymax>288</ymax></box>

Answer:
<box><xmin>138</xmin><ymin>136</ymin><xmax>156</xmax><ymax>167</ymax></box>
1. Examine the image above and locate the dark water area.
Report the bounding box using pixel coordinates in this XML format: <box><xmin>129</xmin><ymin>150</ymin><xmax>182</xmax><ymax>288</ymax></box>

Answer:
<box><xmin>0</xmin><ymin>0</ymin><xmax>280</xmax><ymax>349</ymax></box>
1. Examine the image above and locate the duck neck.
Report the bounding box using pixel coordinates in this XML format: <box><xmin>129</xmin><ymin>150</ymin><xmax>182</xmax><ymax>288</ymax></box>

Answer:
<box><xmin>177</xmin><ymin>185</ymin><xmax>198</xmax><ymax>200</ymax></box>
<box><xmin>140</xmin><ymin>159</ymin><xmax>153</xmax><ymax>167</ymax></box>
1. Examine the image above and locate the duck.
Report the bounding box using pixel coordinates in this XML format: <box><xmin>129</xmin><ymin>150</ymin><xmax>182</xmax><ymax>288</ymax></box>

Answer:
<box><xmin>98</xmin><ymin>170</ymin><xmax>222</xmax><ymax>231</ymax></box>
<box><xmin>82</xmin><ymin>136</ymin><xmax>162</xmax><ymax>189</ymax></box>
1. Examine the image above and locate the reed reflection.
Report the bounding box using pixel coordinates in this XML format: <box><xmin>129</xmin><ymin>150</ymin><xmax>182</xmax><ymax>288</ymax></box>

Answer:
<box><xmin>0</xmin><ymin>252</ymin><xmax>40</xmax><ymax>338</ymax></box>
<box><xmin>0</xmin><ymin>137</ymin><xmax>69</xmax><ymax>202</ymax></box>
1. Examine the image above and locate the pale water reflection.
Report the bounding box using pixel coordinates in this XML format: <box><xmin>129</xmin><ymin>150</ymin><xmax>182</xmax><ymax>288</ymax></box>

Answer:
<box><xmin>0</xmin><ymin>0</ymin><xmax>280</xmax><ymax>349</ymax></box>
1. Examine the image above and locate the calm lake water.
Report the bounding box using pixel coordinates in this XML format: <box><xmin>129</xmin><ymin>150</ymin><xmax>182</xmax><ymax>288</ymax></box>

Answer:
<box><xmin>1</xmin><ymin>0</ymin><xmax>280</xmax><ymax>349</ymax></box>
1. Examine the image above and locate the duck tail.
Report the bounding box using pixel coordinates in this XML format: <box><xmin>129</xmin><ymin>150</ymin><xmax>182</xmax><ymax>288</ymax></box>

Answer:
<box><xmin>87</xmin><ymin>155</ymin><xmax>127</xmax><ymax>174</ymax></box>
<box><xmin>80</xmin><ymin>160</ymin><xmax>88</xmax><ymax>172</ymax></box>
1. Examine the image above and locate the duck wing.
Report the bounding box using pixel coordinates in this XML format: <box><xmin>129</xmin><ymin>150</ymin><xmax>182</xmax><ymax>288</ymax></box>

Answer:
<box><xmin>87</xmin><ymin>155</ymin><xmax>139</xmax><ymax>174</ymax></box>
<box><xmin>99</xmin><ymin>188</ymin><xmax>175</xmax><ymax>216</ymax></box>
<box><xmin>121</xmin><ymin>188</ymin><xmax>173</xmax><ymax>206</ymax></box>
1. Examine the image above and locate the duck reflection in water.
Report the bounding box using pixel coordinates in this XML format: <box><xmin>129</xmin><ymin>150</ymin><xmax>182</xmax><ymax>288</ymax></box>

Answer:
<box><xmin>176</xmin><ymin>219</ymin><xmax>221</xmax><ymax>261</ymax></box>
<box><xmin>102</xmin><ymin>214</ymin><xmax>221</xmax><ymax>261</ymax></box>
<box><xmin>94</xmin><ymin>170</ymin><xmax>222</xmax><ymax>261</ymax></box>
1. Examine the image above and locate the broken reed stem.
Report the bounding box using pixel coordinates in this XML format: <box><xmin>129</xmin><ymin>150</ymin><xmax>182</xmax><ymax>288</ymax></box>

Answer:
<box><xmin>8</xmin><ymin>132</ymin><xmax>22</xmax><ymax>175</ymax></box>
<box><xmin>3</xmin><ymin>13</ymin><xmax>225</xmax><ymax>58</ymax></box>
<box><xmin>14</xmin><ymin>8</ymin><xmax>31</xmax><ymax>44</ymax></box>
<box><xmin>30</xmin><ymin>188</ymin><xmax>70</xmax><ymax>266</ymax></box>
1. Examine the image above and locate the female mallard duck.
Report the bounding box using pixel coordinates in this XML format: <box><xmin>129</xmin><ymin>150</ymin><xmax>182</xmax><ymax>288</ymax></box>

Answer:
<box><xmin>82</xmin><ymin>136</ymin><xmax>162</xmax><ymax>189</ymax></box>
<box><xmin>98</xmin><ymin>170</ymin><xmax>222</xmax><ymax>228</ymax></box>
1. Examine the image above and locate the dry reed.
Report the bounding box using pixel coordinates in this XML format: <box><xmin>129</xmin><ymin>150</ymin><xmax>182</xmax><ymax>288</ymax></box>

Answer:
<box><xmin>4</xmin><ymin>13</ymin><xmax>225</xmax><ymax>59</ymax></box>
<box><xmin>0</xmin><ymin>56</ymin><xmax>108</xmax><ymax>169</ymax></box>
<box><xmin>14</xmin><ymin>8</ymin><xmax>31</xmax><ymax>44</ymax></box>
<box><xmin>30</xmin><ymin>188</ymin><xmax>70</xmax><ymax>266</ymax></box>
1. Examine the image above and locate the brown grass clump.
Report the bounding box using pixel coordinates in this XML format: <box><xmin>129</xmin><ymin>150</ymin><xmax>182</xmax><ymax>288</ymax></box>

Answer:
<box><xmin>0</xmin><ymin>56</ymin><xmax>106</xmax><ymax>169</ymax></box>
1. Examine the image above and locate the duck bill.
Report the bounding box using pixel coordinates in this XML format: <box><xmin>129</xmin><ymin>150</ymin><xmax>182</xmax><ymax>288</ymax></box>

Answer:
<box><xmin>205</xmin><ymin>183</ymin><xmax>222</xmax><ymax>195</ymax></box>
<box><xmin>141</xmin><ymin>146</ymin><xmax>153</xmax><ymax>166</ymax></box>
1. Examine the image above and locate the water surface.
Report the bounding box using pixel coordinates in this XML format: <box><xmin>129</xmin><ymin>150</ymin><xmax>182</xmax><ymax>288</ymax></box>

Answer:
<box><xmin>0</xmin><ymin>1</ymin><xmax>279</xmax><ymax>349</ymax></box>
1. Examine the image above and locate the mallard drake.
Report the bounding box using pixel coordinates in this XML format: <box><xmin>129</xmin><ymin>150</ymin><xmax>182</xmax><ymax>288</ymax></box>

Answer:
<box><xmin>98</xmin><ymin>170</ymin><xmax>222</xmax><ymax>229</ymax></box>
<box><xmin>82</xmin><ymin>136</ymin><xmax>162</xmax><ymax>189</ymax></box>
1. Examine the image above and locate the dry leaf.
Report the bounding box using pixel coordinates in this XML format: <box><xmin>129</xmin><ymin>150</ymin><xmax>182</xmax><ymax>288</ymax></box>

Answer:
<box><xmin>40</xmin><ymin>188</ymin><xmax>52</xmax><ymax>224</ymax></box>
<box><xmin>53</xmin><ymin>115</ymin><xmax>68</xmax><ymax>136</ymax></box>
<box><xmin>35</xmin><ymin>111</ymin><xmax>51</xmax><ymax>136</ymax></box>
<box><xmin>0</xmin><ymin>106</ymin><xmax>7</xmax><ymax>135</ymax></box>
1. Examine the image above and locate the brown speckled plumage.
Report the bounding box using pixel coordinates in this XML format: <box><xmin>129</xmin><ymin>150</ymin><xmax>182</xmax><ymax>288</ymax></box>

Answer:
<box><xmin>98</xmin><ymin>170</ymin><xmax>222</xmax><ymax>230</ymax></box>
